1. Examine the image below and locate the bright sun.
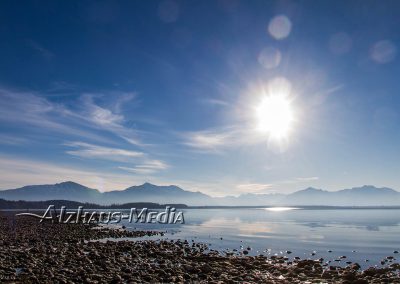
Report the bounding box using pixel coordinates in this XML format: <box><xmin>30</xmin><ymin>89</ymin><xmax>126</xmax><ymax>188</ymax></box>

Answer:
<box><xmin>255</xmin><ymin>94</ymin><xmax>293</xmax><ymax>139</ymax></box>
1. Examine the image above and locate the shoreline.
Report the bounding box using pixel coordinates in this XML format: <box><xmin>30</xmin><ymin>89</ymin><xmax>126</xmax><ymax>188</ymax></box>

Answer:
<box><xmin>3</xmin><ymin>198</ymin><xmax>400</xmax><ymax>210</ymax></box>
<box><xmin>1</xmin><ymin>214</ymin><xmax>399</xmax><ymax>283</ymax></box>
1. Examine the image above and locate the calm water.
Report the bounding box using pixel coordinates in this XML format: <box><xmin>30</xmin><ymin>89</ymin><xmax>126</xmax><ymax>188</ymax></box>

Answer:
<box><xmin>119</xmin><ymin>208</ymin><xmax>400</xmax><ymax>268</ymax></box>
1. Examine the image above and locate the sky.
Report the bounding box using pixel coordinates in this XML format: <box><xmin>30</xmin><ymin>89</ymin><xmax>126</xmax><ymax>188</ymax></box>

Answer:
<box><xmin>0</xmin><ymin>0</ymin><xmax>400</xmax><ymax>196</ymax></box>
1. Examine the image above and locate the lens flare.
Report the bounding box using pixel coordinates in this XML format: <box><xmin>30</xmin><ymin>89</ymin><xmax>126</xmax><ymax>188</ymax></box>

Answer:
<box><xmin>268</xmin><ymin>15</ymin><xmax>292</xmax><ymax>40</ymax></box>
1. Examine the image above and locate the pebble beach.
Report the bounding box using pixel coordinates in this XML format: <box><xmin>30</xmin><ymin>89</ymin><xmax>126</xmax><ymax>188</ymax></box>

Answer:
<box><xmin>1</xmin><ymin>213</ymin><xmax>399</xmax><ymax>283</ymax></box>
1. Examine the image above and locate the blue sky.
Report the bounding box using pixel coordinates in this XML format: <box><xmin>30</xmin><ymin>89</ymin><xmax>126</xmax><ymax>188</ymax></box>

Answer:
<box><xmin>0</xmin><ymin>0</ymin><xmax>400</xmax><ymax>196</ymax></box>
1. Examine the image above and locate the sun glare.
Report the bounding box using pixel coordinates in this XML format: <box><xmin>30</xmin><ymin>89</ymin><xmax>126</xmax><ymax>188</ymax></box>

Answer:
<box><xmin>256</xmin><ymin>94</ymin><xmax>293</xmax><ymax>139</ymax></box>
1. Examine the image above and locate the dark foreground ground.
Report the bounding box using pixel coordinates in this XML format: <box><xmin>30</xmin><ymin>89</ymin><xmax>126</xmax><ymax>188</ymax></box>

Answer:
<box><xmin>0</xmin><ymin>213</ymin><xmax>399</xmax><ymax>283</ymax></box>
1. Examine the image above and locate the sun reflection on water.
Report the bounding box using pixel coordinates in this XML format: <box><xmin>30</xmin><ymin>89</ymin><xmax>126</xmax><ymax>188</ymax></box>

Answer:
<box><xmin>264</xmin><ymin>207</ymin><xmax>300</xmax><ymax>212</ymax></box>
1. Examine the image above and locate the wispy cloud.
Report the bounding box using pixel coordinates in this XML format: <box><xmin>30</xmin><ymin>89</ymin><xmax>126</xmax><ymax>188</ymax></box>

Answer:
<box><xmin>26</xmin><ymin>39</ymin><xmax>54</xmax><ymax>60</ymax></box>
<box><xmin>65</xmin><ymin>141</ymin><xmax>168</xmax><ymax>175</ymax></box>
<box><xmin>78</xmin><ymin>94</ymin><xmax>145</xmax><ymax>146</ymax></box>
<box><xmin>84</xmin><ymin>97</ymin><xmax>124</xmax><ymax>127</ymax></box>
<box><xmin>296</xmin><ymin>176</ymin><xmax>319</xmax><ymax>182</ymax></box>
<box><xmin>235</xmin><ymin>183</ymin><xmax>274</xmax><ymax>193</ymax></box>
<box><xmin>277</xmin><ymin>176</ymin><xmax>320</xmax><ymax>185</ymax></box>
<box><xmin>0</xmin><ymin>88</ymin><xmax>115</xmax><ymax>144</ymax></box>
<box><xmin>182</xmin><ymin>126</ymin><xmax>267</xmax><ymax>153</ymax></box>
<box><xmin>183</xmin><ymin>128</ymin><xmax>236</xmax><ymax>152</ymax></box>
<box><xmin>0</xmin><ymin>88</ymin><xmax>145</xmax><ymax>146</ymax></box>
<box><xmin>200</xmin><ymin>98</ymin><xmax>230</xmax><ymax>107</ymax></box>
<box><xmin>0</xmin><ymin>87</ymin><xmax>167</xmax><ymax>176</ymax></box>
<box><xmin>112</xmin><ymin>92</ymin><xmax>136</xmax><ymax>113</ymax></box>
<box><xmin>0</xmin><ymin>134</ymin><xmax>28</xmax><ymax>145</ymax></box>
<box><xmin>311</xmin><ymin>84</ymin><xmax>344</xmax><ymax>106</ymax></box>
<box><xmin>65</xmin><ymin>142</ymin><xmax>144</xmax><ymax>162</ymax></box>
<box><xmin>118</xmin><ymin>160</ymin><xmax>169</xmax><ymax>175</ymax></box>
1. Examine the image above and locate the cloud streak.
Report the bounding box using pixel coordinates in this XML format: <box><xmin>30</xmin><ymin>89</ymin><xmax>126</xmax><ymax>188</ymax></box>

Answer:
<box><xmin>235</xmin><ymin>183</ymin><xmax>274</xmax><ymax>193</ymax></box>
<box><xmin>0</xmin><ymin>134</ymin><xmax>29</xmax><ymax>145</ymax></box>
<box><xmin>65</xmin><ymin>142</ymin><xmax>144</xmax><ymax>162</ymax></box>
<box><xmin>183</xmin><ymin>128</ymin><xmax>237</xmax><ymax>152</ymax></box>
<box><xmin>79</xmin><ymin>94</ymin><xmax>144</xmax><ymax>146</ymax></box>
<box><xmin>181</xmin><ymin>126</ymin><xmax>269</xmax><ymax>153</ymax></box>
<box><xmin>119</xmin><ymin>160</ymin><xmax>169</xmax><ymax>175</ymax></box>
<box><xmin>0</xmin><ymin>88</ymin><xmax>115</xmax><ymax>144</ymax></box>
<box><xmin>296</xmin><ymin>176</ymin><xmax>319</xmax><ymax>182</ymax></box>
<box><xmin>200</xmin><ymin>98</ymin><xmax>230</xmax><ymax>107</ymax></box>
<box><xmin>65</xmin><ymin>141</ymin><xmax>168</xmax><ymax>175</ymax></box>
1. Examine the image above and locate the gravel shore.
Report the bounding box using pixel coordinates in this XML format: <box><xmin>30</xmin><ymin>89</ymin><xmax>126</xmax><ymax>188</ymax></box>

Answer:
<box><xmin>0</xmin><ymin>213</ymin><xmax>399</xmax><ymax>283</ymax></box>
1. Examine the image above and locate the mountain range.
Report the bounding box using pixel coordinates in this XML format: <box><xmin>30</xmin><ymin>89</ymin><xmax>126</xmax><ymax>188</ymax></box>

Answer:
<box><xmin>0</xmin><ymin>181</ymin><xmax>399</xmax><ymax>206</ymax></box>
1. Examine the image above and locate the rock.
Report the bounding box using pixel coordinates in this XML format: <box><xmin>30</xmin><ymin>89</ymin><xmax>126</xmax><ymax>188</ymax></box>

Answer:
<box><xmin>110</xmin><ymin>275</ymin><xmax>122</xmax><ymax>284</ymax></box>
<box><xmin>363</xmin><ymin>268</ymin><xmax>377</xmax><ymax>276</ymax></box>
<box><xmin>390</xmin><ymin>263</ymin><xmax>400</xmax><ymax>269</ymax></box>
<box><xmin>200</xmin><ymin>264</ymin><xmax>212</xmax><ymax>273</ymax></box>
<box><xmin>351</xmin><ymin>263</ymin><xmax>361</xmax><ymax>270</ymax></box>
<box><xmin>342</xmin><ymin>271</ymin><xmax>356</xmax><ymax>281</ymax></box>
<box><xmin>321</xmin><ymin>271</ymin><xmax>334</xmax><ymax>279</ymax></box>
<box><xmin>297</xmin><ymin>260</ymin><xmax>315</xmax><ymax>268</ymax></box>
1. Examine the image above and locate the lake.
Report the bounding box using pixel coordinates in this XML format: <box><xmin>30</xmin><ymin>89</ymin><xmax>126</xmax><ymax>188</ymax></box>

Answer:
<box><xmin>119</xmin><ymin>208</ymin><xmax>400</xmax><ymax>269</ymax></box>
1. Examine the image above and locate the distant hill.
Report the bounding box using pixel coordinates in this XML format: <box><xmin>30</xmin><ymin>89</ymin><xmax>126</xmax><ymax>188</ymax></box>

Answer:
<box><xmin>0</xmin><ymin>198</ymin><xmax>188</xmax><ymax>210</ymax></box>
<box><xmin>103</xmin><ymin>182</ymin><xmax>212</xmax><ymax>205</ymax></box>
<box><xmin>0</xmin><ymin>182</ymin><xmax>399</xmax><ymax>206</ymax></box>
<box><xmin>0</xmin><ymin>181</ymin><xmax>102</xmax><ymax>202</ymax></box>
<box><xmin>284</xmin><ymin>186</ymin><xmax>400</xmax><ymax>206</ymax></box>
<box><xmin>0</xmin><ymin>181</ymin><xmax>215</xmax><ymax>206</ymax></box>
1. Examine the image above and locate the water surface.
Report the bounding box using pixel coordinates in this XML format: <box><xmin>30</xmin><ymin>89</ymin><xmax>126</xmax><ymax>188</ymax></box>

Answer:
<box><xmin>122</xmin><ymin>208</ymin><xmax>400</xmax><ymax>268</ymax></box>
